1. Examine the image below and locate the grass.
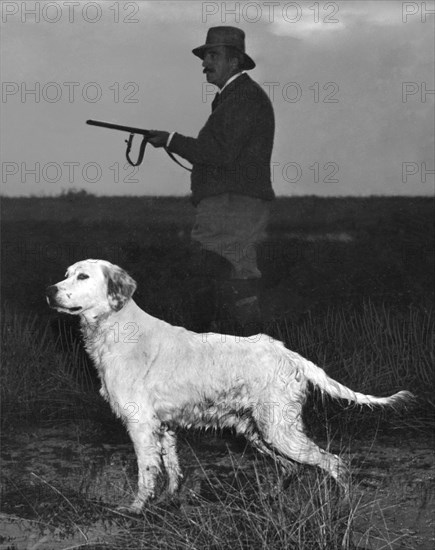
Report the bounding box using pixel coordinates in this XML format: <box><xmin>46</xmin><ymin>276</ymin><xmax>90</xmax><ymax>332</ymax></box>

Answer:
<box><xmin>108</xmin><ymin>468</ymin><xmax>355</xmax><ymax>550</ymax></box>
<box><xmin>0</xmin><ymin>308</ymin><xmax>99</xmax><ymax>428</ymax></box>
<box><xmin>1</xmin><ymin>433</ymin><xmax>415</xmax><ymax>549</ymax></box>
<box><xmin>285</xmin><ymin>301</ymin><xmax>433</xmax><ymax>396</ymax></box>
<box><xmin>0</xmin><ymin>443</ymin><xmax>377</xmax><ymax>549</ymax></box>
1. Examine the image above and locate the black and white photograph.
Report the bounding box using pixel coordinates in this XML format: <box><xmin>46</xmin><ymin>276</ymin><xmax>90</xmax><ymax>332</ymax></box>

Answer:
<box><xmin>1</xmin><ymin>1</ymin><xmax>434</xmax><ymax>548</ymax></box>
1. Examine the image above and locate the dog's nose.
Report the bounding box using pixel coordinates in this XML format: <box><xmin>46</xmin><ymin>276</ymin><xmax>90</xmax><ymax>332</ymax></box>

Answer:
<box><xmin>46</xmin><ymin>285</ymin><xmax>58</xmax><ymax>299</ymax></box>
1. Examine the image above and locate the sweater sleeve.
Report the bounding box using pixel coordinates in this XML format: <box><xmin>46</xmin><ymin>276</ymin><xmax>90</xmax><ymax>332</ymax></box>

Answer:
<box><xmin>167</xmin><ymin>96</ymin><xmax>260</xmax><ymax>166</ymax></box>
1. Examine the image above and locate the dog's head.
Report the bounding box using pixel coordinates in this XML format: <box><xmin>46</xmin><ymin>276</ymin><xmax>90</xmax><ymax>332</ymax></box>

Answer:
<box><xmin>46</xmin><ymin>259</ymin><xmax>137</xmax><ymax>318</ymax></box>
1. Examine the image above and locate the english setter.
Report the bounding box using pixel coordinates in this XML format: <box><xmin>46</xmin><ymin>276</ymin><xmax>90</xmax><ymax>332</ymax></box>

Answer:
<box><xmin>46</xmin><ymin>260</ymin><xmax>413</xmax><ymax>512</ymax></box>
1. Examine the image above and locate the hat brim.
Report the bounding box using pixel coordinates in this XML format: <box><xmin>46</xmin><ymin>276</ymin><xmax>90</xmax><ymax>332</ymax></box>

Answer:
<box><xmin>192</xmin><ymin>44</ymin><xmax>255</xmax><ymax>70</ymax></box>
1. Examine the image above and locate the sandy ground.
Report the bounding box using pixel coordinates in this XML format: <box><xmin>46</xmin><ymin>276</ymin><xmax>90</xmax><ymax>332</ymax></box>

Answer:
<box><xmin>1</xmin><ymin>424</ymin><xmax>434</xmax><ymax>550</ymax></box>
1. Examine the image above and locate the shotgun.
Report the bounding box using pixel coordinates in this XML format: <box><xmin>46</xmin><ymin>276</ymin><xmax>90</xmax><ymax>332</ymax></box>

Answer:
<box><xmin>86</xmin><ymin>119</ymin><xmax>191</xmax><ymax>171</ymax></box>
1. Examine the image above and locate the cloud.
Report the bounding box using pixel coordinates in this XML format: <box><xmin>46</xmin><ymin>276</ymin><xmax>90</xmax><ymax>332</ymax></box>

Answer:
<box><xmin>269</xmin><ymin>1</ymin><xmax>412</xmax><ymax>41</ymax></box>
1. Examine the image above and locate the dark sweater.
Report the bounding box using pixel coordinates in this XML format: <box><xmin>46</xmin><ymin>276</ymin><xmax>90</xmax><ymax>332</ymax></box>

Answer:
<box><xmin>168</xmin><ymin>73</ymin><xmax>275</xmax><ymax>206</ymax></box>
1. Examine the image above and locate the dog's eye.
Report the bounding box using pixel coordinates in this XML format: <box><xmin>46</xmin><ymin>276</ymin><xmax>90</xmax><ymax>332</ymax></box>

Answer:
<box><xmin>77</xmin><ymin>273</ymin><xmax>89</xmax><ymax>280</ymax></box>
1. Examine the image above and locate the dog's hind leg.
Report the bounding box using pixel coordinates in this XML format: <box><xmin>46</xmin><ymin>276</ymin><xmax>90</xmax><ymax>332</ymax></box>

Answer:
<box><xmin>244</xmin><ymin>429</ymin><xmax>297</xmax><ymax>472</ymax></box>
<box><xmin>273</xmin><ymin>425</ymin><xmax>348</xmax><ymax>489</ymax></box>
<box><xmin>255</xmin><ymin>403</ymin><xmax>349</xmax><ymax>493</ymax></box>
<box><xmin>160</xmin><ymin>427</ymin><xmax>183</xmax><ymax>494</ymax></box>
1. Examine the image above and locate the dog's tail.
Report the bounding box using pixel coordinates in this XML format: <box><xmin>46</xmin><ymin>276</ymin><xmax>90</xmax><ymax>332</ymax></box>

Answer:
<box><xmin>292</xmin><ymin>352</ymin><xmax>414</xmax><ymax>408</ymax></box>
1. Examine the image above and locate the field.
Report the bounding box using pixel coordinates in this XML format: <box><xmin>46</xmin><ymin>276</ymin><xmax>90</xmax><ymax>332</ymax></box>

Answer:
<box><xmin>1</xmin><ymin>193</ymin><xmax>434</xmax><ymax>549</ymax></box>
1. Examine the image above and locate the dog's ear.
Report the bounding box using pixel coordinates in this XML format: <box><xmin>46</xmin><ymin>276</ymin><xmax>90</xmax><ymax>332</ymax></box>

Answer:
<box><xmin>103</xmin><ymin>265</ymin><xmax>137</xmax><ymax>311</ymax></box>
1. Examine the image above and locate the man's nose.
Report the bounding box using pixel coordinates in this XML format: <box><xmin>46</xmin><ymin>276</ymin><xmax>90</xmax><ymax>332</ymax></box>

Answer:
<box><xmin>202</xmin><ymin>52</ymin><xmax>213</xmax><ymax>65</ymax></box>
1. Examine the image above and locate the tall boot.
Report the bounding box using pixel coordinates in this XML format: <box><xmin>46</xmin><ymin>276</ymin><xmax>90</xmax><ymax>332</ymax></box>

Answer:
<box><xmin>186</xmin><ymin>276</ymin><xmax>217</xmax><ymax>333</ymax></box>
<box><xmin>215</xmin><ymin>278</ymin><xmax>263</xmax><ymax>336</ymax></box>
<box><xmin>187</xmin><ymin>247</ymin><xmax>232</xmax><ymax>333</ymax></box>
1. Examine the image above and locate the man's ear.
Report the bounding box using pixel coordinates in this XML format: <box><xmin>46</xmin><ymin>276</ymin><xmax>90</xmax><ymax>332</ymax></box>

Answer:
<box><xmin>103</xmin><ymin>265</ymin><xmax>137</xmax><ymax>311</ymax></box>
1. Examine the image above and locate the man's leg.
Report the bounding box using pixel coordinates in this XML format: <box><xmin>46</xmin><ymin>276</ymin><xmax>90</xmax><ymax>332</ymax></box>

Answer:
<box><xmin>189</xmin><ymin>194</ymin><xmax>270</xmax><ymax>335</ymax></box>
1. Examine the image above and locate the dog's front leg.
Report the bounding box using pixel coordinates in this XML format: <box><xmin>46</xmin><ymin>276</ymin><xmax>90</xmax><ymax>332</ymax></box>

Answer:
<box><xmin>125</xmin><ymin>423</ymin><xmax>162</xmax><ymax>513</ymax></box>
<box><xmin>160</xmin><ymin>428</ymin><xmax>182</xmax><ymax>494</ymax></box>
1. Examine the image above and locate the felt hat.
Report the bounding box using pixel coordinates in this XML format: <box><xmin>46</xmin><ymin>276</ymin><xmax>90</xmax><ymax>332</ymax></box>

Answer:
<box><xmin>192</xmin><ymin>26</ymin><xmax>255</xmax><ymax>70</ymax></box>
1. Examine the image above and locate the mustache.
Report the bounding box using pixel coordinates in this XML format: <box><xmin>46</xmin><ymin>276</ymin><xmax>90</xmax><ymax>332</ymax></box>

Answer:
<box><xmin>203</xmin><ymin>68</ymin><xmax>215</xmax><ymax>74</ymax></box>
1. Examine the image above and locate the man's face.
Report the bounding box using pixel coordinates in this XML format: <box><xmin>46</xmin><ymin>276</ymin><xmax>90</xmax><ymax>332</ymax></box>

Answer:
<box><xmin>202</xmin><ymin>46</ymin><xmax>238</xmax><ymax>89</ymax></box>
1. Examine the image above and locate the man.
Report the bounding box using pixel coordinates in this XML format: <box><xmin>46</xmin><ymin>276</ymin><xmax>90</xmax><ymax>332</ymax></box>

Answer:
<box><xmin>148</xmin><ymin>26</ymin><xmax>275</xmax><ymax>334</ymax></box>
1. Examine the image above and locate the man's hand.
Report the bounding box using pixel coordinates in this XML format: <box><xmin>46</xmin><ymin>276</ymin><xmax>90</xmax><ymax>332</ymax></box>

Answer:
<box><xmin>148</xmin><ymin>130</ymin><xmax>170</xmax><ymax>148</ymax></box>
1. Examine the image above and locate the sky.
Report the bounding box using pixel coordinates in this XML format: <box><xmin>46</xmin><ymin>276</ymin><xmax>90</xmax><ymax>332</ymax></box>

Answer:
<box><xmin>1</xmin><ymin>0</ymin><xmax>434</xmax><ymax>197</ymax></box>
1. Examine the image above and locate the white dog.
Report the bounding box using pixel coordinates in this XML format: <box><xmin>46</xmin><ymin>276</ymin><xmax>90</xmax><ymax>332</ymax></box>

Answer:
<box><xmin>46</xmin><ymin>259</ymin><xmax>413</xmax><ymax>512</ymax></box>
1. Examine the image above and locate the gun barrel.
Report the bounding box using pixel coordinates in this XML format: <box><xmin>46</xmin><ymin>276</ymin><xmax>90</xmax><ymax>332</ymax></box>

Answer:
<box><xmin>86</xmin><ymin>119</ymin><xmax>151</xmax><ymax>136</ymax></box>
